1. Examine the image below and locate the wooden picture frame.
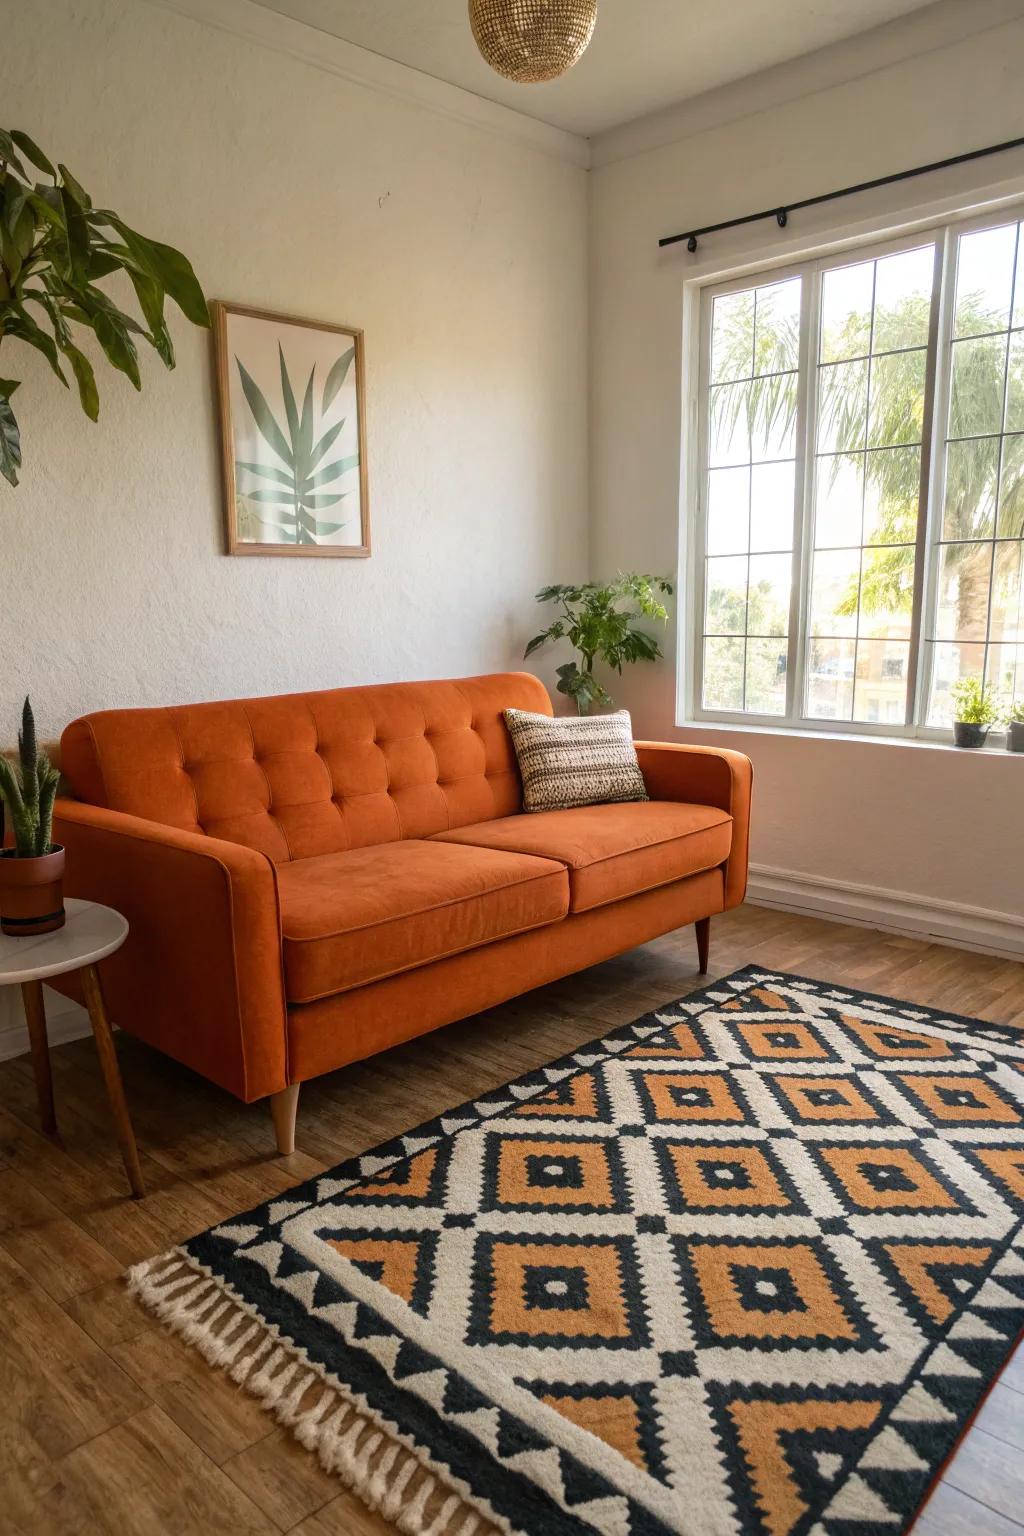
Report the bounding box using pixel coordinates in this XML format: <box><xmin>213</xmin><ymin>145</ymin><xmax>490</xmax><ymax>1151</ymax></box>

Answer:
<box><xmin>212</xmin><ymin>301</ymin><xmax>370</xmax><ymax>557</ymax></box>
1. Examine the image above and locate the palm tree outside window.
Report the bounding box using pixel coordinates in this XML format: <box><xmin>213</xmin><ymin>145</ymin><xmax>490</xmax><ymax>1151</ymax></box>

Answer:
<box><xmin>692</xmin><ymin>208</ymin><xmax>1024</xmax><ymax>737</ymax></box>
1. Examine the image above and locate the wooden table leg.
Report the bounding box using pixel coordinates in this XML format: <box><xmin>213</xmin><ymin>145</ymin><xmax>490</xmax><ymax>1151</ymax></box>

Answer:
<box><xmin>80</xmin><ymin>963</ymin><xmax>145</xmax><ymax>1199</ymax></box>
<box><xmin>20</xmin><ymin>980</ymin><xmax>56</xmax><ymax>1135</ymax></box>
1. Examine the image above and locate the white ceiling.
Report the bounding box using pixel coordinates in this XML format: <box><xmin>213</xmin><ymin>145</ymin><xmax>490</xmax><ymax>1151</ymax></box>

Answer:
<box><xmin>252</xmin><ymin>0</ymin><xmax>941</xmax><ymax>137</ymax></box>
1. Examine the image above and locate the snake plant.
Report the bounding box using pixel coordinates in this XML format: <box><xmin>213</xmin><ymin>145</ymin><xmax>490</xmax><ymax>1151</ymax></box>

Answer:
<box><xmin>0</xmin><ymin>698</ymin><xmax>60</xmax><ymax>857</ymax></box>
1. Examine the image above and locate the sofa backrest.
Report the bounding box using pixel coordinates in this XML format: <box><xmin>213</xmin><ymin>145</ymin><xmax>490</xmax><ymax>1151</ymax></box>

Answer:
<box><xmin>60</xmin><ymin>673</ymin><xmax>552</xmax><ymax>861</ymax></box>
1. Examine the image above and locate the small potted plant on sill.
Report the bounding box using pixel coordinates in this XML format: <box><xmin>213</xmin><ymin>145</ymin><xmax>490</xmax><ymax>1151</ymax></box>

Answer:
<box><xmin>1007</xmin><ymin>700</ymin><xmax>1024</xmax><ymax>754</ymax></box>
<box><xmin>0</xmin><ymin>698</ymin><xmax>64</xmax><ymax>935</ymax></box>
<box><xmin>949</xmin><ymin>677</ymin><xmax>999</xmax><ymax>750</ymax></box>
<box><xmin>524</xmin><ymin>573</ymin><xmax>674</xmax><ymax>715</ymax></box>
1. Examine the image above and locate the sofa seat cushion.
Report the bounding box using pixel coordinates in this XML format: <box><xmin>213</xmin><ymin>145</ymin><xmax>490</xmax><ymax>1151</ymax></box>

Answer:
<box><xmin>277</xmin><ymin>839</ymin><xmax>569</xmax><ymax>1003</ymax></box>
<box><xmin>431</xmin><ymin>801</ymin><xmax>732</xmax><ymax>913</ymax></box>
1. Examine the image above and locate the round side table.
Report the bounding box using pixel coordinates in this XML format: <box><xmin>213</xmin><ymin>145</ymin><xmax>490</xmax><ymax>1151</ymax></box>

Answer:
<box><xmin>0</xmin><ymin>897</ymin><xmax>144</xmax><ymax>1198</ymax></box>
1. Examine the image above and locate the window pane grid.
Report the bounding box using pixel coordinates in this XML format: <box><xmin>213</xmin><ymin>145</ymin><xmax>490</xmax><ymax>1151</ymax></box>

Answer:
<box><xmin>926</xmin><ymin>217</ymin><xmax>1024</xmax><ymax>724</ymax></box>
<box><xmin>702</xmin><ymin>276</ymin><xmax>799</xmax><ymax>717</ymax></box>
<box><xmin>807</xmin><ymin>249</ymin><xmax>928</xmax><ymax>724</ymax></box>
<box><xmin>694</xmin><ymin>212</ymin><xmax>1024</xmax><ymax>736</ymax></box>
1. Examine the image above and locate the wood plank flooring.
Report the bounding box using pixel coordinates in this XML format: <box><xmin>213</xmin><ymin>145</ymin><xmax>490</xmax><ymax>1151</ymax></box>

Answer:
<box><xmin>0</xmin><ymin>903</ymin><xmax>1021</xmax><ymax>1535</ymax></box>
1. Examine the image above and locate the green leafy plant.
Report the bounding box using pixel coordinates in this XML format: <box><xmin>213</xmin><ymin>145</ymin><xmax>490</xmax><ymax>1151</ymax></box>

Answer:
<box><xmin>0</xmin><ymin>698</ymin><xmax>60</xmax><ymax>857</ymax></box>
<box><xmin>525</xmin><ymin>573</ymin><xmax>674</xmax><ymax>714</ymax></box>
<box><xmin>0</xmin><ymin>126</ymin><xmax>209</xmax><ymax>486</ymax></box>
<box><xmin>950</xmin><ymin>677</ymin><xmax>999</xmax><ymax>726</ymax></box>
<box><xmin>234</xmin><ymin>344</ymin><xmax>359</xmax><ymax>545</ymax></box>
<box><xmin>1007</xmin><ymin>699</ymin><xmax>1024</xmax><ymax>724</ymax></box>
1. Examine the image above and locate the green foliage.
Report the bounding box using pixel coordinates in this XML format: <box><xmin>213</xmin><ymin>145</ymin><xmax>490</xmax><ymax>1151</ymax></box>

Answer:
<box><xmin>525</xmin><ymin>573</ymin><xmax>673</xmax><ymax>713</ymax></box>
<box><xmin>0</xmin><ymin>127</ymin><xmax>209</xmax><ymax>486</ymax></box>
<box><xmin>234</xmin><ymin>344</ymin><xmax>357</xmax><ymax>545</ymax></box>
<box><xmin>1007</xmin><ymin>699</ymin><xmax>1024</xmax><ymax>724</ymax></box>
<box><xmin>0</xmin><ymin>698</ymin><xmax>60</xmax><ymax>857</ymax></box>
<box><xmin>950</xmin><ymin>676</ymin><xmax>999</xmax><ymax>726</ymax></box>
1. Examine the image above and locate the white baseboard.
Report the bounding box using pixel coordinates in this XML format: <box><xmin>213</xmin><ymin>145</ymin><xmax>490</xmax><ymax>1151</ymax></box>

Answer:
<box><xmin>748</xmin><ymin>862</ymin><xmax>1024</xmax><ymax>961</ymax></box>
<box><xmin>0</xmin><ymin>989</ymin><xmax>90</xmax><ymax>1062</ymax></box>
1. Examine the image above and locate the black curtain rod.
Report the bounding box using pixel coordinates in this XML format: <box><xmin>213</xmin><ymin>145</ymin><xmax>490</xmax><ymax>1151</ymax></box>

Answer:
<box><xmin>659</xmin><ymin>135</ymin><xmax>1024</xmax><ymax>252</ymax></box>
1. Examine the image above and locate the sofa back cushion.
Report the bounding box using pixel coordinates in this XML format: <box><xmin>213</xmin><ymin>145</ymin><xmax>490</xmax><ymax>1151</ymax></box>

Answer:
<box><xmin>60</xmin><ymin>673</ymin><xmax>552</xmax><ymax>861</ymax></box>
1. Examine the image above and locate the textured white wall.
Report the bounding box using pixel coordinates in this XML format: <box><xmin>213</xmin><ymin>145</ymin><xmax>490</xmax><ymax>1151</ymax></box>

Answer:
<box><xmin>1</xmin><ymin>0</ymin><xmax>589</xmax><ymax>745</ymax></box>
<box><xmin>589</xmin><ymin>14</ymin><xmax>1024</xmax><ymax>919</ymax></box>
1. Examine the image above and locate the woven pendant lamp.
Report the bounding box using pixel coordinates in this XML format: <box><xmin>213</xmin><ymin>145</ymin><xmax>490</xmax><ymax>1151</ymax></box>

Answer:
<box><xmin>468</xmin><ymin>0</ymin><xmax>598</xmax><ymax>84</ymax></box>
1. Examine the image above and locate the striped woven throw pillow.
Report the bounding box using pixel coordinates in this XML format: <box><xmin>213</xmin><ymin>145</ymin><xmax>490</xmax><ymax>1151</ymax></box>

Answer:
<box><xmin>503</xmin><ymin>707</ymin><xmax>649</xmax><ymax>813</ymax></box>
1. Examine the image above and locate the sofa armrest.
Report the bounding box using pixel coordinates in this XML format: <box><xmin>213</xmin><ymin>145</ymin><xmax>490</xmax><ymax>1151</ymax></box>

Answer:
<box><xmin>52</xmin><ymin>799</ymin><xmax>287</xmax><ymax>1102</ymax></box>
<box><xmin>634</xmin><ymin>743</ymin><xmax>752</xmax><ymax>909</ymax></box>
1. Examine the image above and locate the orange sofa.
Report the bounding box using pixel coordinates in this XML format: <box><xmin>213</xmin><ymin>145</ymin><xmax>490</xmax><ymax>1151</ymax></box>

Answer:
<box><xmin>53</xmin><ymin>673</ymin><xmax>751</xmax><ymax>1151</ymax></box>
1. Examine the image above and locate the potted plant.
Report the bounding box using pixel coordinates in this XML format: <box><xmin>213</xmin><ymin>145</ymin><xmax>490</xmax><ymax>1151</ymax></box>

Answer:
<box><xmin>1</xmin><ymin>126</ymin><xmax>209</xmax><ymax>486</ymax></box>
<box><xmin>0</xmin><ymin>698</ymin><xmax>64</xmax><ymax>935</ymax></box>
<box><xmin>949</xmin><ymin>677</ymin><xmax>999</xmax><ymax>749</ymax></box>
<box><xmin>525</xmin><ymin>573</ymin><xmax>674</xmax><ymax>714</ymax></box>
<box><xmin>1007</xmin><ymin>700</ymin><xmax>1024</xmax><ymax>754</ymax></box>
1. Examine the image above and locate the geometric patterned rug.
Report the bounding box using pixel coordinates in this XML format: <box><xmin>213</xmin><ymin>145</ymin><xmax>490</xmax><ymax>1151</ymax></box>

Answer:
<box><xmin>129</xmin><ymin>969</ymin><xmax>1024</xmax><ymax>1536</ymax></box>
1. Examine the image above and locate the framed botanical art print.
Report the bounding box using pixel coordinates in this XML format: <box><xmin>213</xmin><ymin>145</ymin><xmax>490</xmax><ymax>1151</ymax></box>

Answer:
<box><xmin>212</xmin><ymin>302</ymin><xmax>370</xmax><ymax>557</ymax></box>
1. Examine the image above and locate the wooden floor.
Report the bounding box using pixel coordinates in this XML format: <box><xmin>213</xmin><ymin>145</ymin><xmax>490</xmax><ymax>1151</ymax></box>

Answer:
<box><xmin>0</xmin><ymin>903</ymin><xmax>1022</xmax><ymax>1536</ymax></box>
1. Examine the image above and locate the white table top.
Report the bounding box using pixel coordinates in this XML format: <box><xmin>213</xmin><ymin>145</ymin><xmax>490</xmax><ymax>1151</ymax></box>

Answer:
<box><xmin>0</xmin><ymin>898</ymin><xmax>128</xmax><ymax>985</ymax></box>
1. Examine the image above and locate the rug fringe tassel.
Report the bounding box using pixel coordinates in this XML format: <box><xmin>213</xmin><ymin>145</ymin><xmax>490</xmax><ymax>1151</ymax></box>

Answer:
<box><xmin>127</xmin><ymin>1251</ymin><xmax>509</xmax><ymax>1536</ymax></box>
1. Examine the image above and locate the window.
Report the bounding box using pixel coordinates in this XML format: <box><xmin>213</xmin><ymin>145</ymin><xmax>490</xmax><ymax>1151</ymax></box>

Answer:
<box><xmin>690</xmin><ymin>209</ymin><xmax>1024</xmax><ymax>737</ymax></box>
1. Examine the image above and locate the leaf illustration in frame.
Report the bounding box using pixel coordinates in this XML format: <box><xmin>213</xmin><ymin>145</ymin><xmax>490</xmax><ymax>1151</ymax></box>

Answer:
<box><xmin>303</xmin><ymin>455</ymin><xmax>359</xmax><ymax>492</ymax></box>
<box><xmin>236</xmin><ymin>460</ymin><xmax>294</xmax><ymax>491</ymax></box>
<box><xmin>220</xmin><ymin>307</ymin><xmax>367</xmax><ymax>554</ymax></box>
<box><xmin>322</xmin><ymin>346</ymin><xmax>355</xmax><ymax>413</ymax></box>
<box><xmin>278</xmin><ymin>343</ymin><xmax>300</xmax><ymax>445</ymax></box>
<box><xmin>308</xmin><ymin>418</ymin><xmax>345</xmax><ymax>471</ymax></box>
<box><xmin>236</xmin><ymin>357</ymin><xmax>293</xmax><ymax>467</ymax></box>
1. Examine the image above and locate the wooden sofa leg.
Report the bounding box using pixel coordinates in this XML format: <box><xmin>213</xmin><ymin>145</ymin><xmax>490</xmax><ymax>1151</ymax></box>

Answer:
<box><xmin>695</xmin><ymin>916</ymin><xmax>711</xmax><ymax>975</ymax></box>
<box><xmin>270</xmin><ymin>1085</ymin><xmax>300</xmax><ymax>1155</ymax></box>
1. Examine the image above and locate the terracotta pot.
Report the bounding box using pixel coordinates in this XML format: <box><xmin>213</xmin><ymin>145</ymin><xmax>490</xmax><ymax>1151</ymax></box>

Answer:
<box><xmin>0</xmin><ymin>845</ymin><xmax>66</xmax><ymax>936</ymax></box>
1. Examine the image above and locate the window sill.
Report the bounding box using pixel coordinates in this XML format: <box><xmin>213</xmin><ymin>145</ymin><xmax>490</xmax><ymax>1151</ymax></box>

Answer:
<box><xmin>676</xmin><ymin>717</ymin><xmax>1021</xmax><ymax>757</ymax></box>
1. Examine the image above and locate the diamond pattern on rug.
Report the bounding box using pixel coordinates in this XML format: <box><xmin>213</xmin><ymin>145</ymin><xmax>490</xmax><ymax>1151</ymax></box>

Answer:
<box><xmin>152</xmin><ymin>969</ymin><xmax>1024</xmax><ymax>1536</ymax></box>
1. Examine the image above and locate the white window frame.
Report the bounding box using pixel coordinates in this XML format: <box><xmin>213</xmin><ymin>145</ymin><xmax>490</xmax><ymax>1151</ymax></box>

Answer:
<box><xmin>681</xmin><ymin>199</ymin><xmax>1024</xmax><ymax>744</ymax></box>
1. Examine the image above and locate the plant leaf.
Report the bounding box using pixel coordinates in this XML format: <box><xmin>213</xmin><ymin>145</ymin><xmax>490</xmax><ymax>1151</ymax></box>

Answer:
<box><xmin>302</xmin><ymin>454</ymin><xmax>359</xmax><ymax>490</ymax></box>
<box><xmin>309</xmin><ymin>518</ymin><xmax>347</xmax><ymax>536</ymax></box>
<box><xmin>57</xmin><ymin>162</ymin><xmax>92</xmax><ymax>210</ymax></box>
<box><xmin>127</xmin><ymin>269</ymin><xmax>174</xmax><ymax>366</ymax></box>
<box><xmin>322</xmin><ymin>346</ymin><xmax>354</xmax><ymax>413</ymax></box>
<box><xmin>0</xmin><ymin>393</ymin><xmax>21</xmax><ymax>486</ymax></box>
<box><xmin>92</xmin><ymin>310</ymin><xmax>141</xmax><ymax>388</ymax></box>
<box><xmin>10</xmin><ymin>130</ymin><xmax>55</xmax><ymax>177</ymax></box>
<box><xmin>235</xmin><ymin>460</ymin><xmax>295</xmax><ymax>490</ymax></box>
<box><xmin>308</xmin><ymin>418</ymin><xmax>345</xmax><ymax>470</ymax></box>
<box><xmin>244</xmin><ymin>488</ymin><xmax>296</xmax><ymax>504</ymax></box>
<box><xmin>236</xmin><ymin>359</ymin><xmax>293</xmax><ymax>467</ymax></box>
<box><xmin>0</xmin><ymin>129</ymin><xmax>27</xmax><ymax>177</ymax></box>
<box><xmin>297</xmin><ymin>366</ymin><xmax>315</xmax><ymax>463</ymax></box>
<box><xmin>61</xmin><ymin>342</ymin><xmax>99</xmax><ymax>420</ymax></box>
<box><xmin>299</xmin><ymin>492</ymin><xmax>346</xmax><ymax>510</ymax></box>
<box><xmin>278</xmin><ymin>344</ymin><xmax>300</xmax><ymax>445</ymax></box>
<box><xmin>5</xmin><ymin>310</ymin><xmax>68</xmax><ymax>385</ymax></box>
<box><xmin>97</xmin><ymin>216</ymin><xmax>209</xmax><ymax>326</ymax></box>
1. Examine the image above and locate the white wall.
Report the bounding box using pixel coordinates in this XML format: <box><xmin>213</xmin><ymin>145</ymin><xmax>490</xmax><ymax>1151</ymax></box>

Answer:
<box><xmin>0</xmin><ymin>0</ymin><xmax>589</xmax><ymax>1054</ymax></box>
<box><xmin>589</xmin><ymin>9</ymin><xmax>1024</xmax><ymax>928</ymax></box>
<box><xmin>1</xmin><ymin>0</ymin><xmax>589</xmax><ymax>747</ymax></box>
